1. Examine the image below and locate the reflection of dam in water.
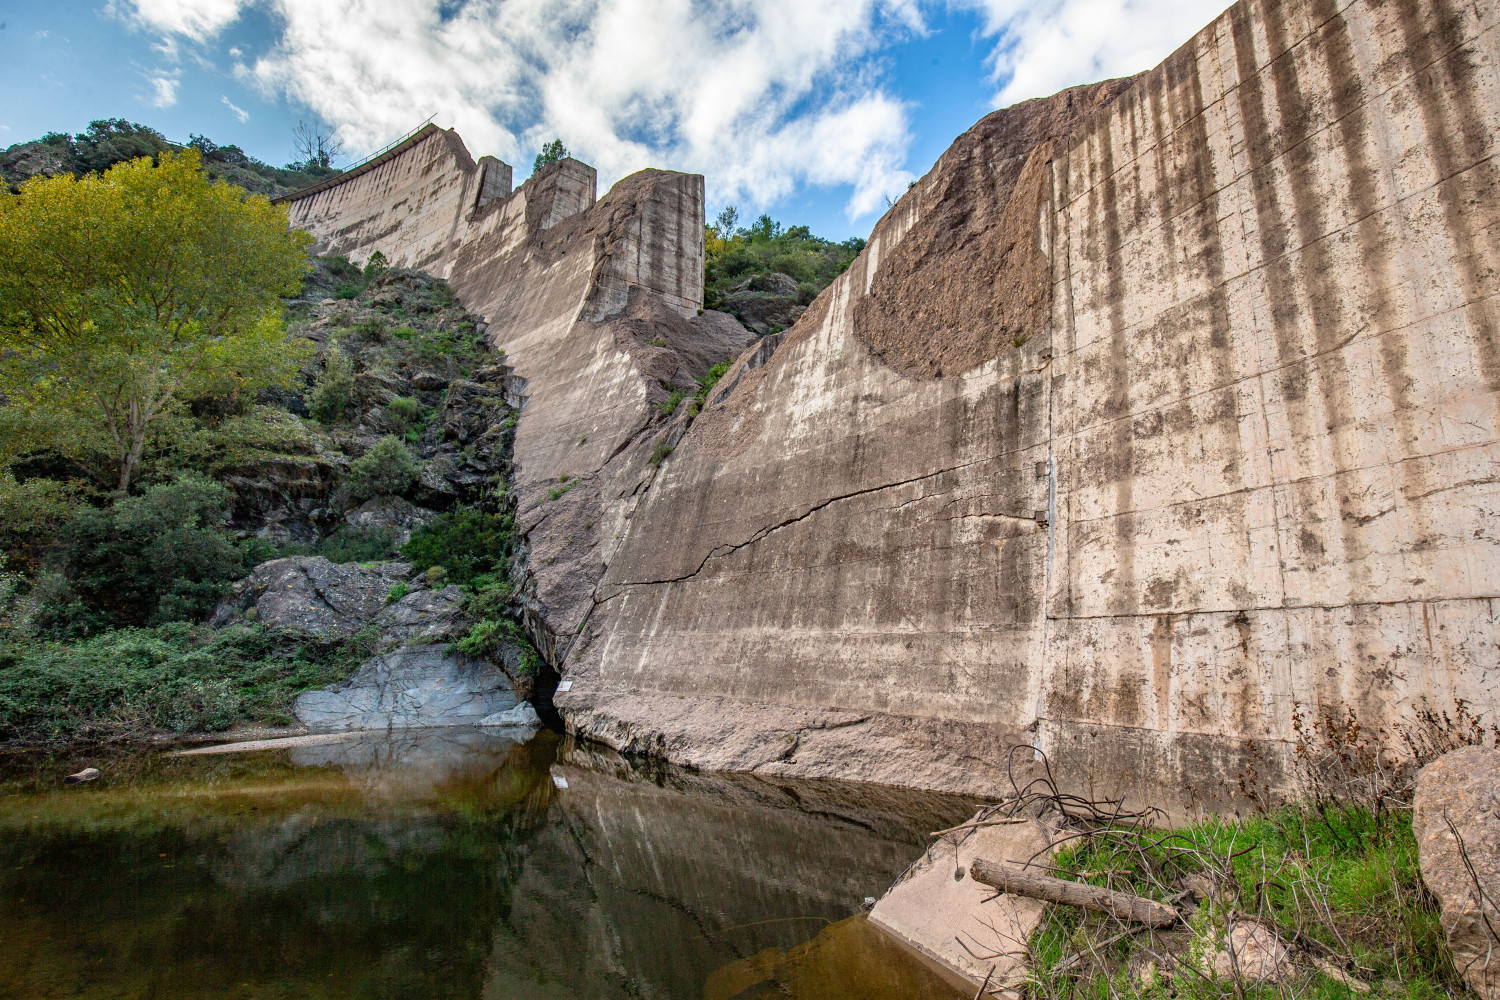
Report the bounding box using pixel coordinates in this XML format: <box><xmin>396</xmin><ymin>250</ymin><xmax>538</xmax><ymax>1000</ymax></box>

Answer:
<box><xmin>0</xmin><ymin>728</ymin><xmax>977</xmax><ymax>999</ymax></box>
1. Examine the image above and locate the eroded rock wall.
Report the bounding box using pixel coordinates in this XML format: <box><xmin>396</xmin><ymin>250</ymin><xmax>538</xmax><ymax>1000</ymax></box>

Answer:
<box><xmin>558</xmin><ymin>0</ymin><xmax>1500</xmax><ymax>810</ymax></box>
<box><xmin>280</xmin><ymin>126</ymin><xmax>737</xmax><ymax>664</ymax></box>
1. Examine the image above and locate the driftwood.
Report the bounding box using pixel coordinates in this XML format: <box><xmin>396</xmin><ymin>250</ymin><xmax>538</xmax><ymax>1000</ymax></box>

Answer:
<box><xmin>970</xmin><ymin>858</ymin><xmax>1180</xmax><ymax>928</ymax></box>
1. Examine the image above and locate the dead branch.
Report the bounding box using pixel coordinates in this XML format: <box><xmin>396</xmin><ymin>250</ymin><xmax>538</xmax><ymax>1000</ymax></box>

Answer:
<box><xmin>971</xmin><ymin>858</ymin><xmax>1180</xmax><ymax>928</ymax></box>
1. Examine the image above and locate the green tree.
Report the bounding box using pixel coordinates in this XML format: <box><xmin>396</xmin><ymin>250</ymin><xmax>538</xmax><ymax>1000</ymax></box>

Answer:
<box><xmin>532</xmin><ymin>139</ymin><xmax>569</xmax><ymax>175</ymax></box>
<box><xmin>0</xmin><ymin>149</ymin><xmax>313</xmax><ymax>492</ymax></box>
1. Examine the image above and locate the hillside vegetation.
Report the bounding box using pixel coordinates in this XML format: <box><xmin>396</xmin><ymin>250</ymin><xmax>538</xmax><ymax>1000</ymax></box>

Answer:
<box><xmin>703</xmin><ymin>207</ymin><xmax>865</xmax><ymax>335</ymax></box>
<box><xmin>0</xmin><ymin>119</ymin><xmax>337</xmax><ymax>198</ymax></box>
<box><xmin>0</xmin><ymin>150</ymin><xmax>531</xmax><ymax>743</ymax></box>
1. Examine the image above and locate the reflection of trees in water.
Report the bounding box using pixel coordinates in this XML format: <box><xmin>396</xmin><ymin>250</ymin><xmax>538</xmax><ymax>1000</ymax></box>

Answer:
<box><xmin>0</xmin><ymin>731</ymin><xmax>561</xmax><ymax>1000</ymax></box>
<box><xmin>0</xmin><ymin>731</ymin><xmax>973</xmax><ymax>1000</ymax></box>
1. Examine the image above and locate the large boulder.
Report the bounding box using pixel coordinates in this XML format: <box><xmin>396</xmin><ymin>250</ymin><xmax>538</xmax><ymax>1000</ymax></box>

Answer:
<box><xmin>210</xmin><ymin>557</ymin><xmax>411</xmax><ymax>640</ymax></box>
<box><xmin>1414</xmin><ymin>746</ymin><xmax>1500</xmax><ymax>1000</ymax></box>
<box><xmin>293</xmin><ymin>644</ymin><xmax>519</xmax><ymax>730</ymax></box>
<box><xmin>344</xmin><ymin>496</ymin><xmax>437</xmax><ymax>546</ymax></box>
<box><xmin>372</xmin><ymin>584</ymin><xmax>472</xmax><ymax>648</ymax></box>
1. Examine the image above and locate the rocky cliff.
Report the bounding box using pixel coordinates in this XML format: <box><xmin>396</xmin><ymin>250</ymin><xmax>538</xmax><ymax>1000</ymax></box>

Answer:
<box><xmin>282</xmin><ymin>0</ymin><xmax>1500</xmax><ymax>809</ymax></box>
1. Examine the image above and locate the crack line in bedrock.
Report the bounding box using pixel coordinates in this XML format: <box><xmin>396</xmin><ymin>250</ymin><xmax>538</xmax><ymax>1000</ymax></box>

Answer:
<box><xmin>621</xmin><ymin>455</ymin><xmax>1018</xmax><ymax>587</ymax></box>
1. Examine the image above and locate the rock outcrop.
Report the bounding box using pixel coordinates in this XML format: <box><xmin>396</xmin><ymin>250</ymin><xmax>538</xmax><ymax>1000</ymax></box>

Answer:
<box><xmin>292</xmin><ymin>644</ymin><xmax>522</xmax><ymax>730</ymax></box>
<box><xmin>211</xmin><ymin>556</ymin><xmax>528</xmax><ymax>730</ymax></box>
<box><xmin>280</xmin><ymin>0</ymin><xmax>1500</xmax><ymax>806</ymax></box>
<box><xmin>1414</xmin><ymin>747</ymin><xmax>1500</xmax><ymax>1000</ymax></box>
<box><xmin>210</xmin><ymin>557</ymin><xmax>413</xmax><ymax>640</ymax></box>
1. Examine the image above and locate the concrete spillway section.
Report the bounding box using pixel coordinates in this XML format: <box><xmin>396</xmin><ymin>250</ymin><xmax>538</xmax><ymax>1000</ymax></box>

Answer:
<box><xmin>282</xmin><ymin>0</ymin><xmax>1500</xmax><ymax>813</ymax></box>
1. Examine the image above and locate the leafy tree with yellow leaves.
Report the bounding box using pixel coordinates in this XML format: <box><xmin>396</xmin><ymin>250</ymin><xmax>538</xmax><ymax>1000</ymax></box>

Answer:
<box><xmin>0</xmin><ymin>149</ymin><xmax>313</xmax><ymax>492</ymax></box>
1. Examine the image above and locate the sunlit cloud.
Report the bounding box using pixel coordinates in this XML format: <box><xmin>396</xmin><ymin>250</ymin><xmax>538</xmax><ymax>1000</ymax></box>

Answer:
<box><xmin>222</xmin><ymin>95</ymin><xmax>250</xmax><ymax>122</ymax></box>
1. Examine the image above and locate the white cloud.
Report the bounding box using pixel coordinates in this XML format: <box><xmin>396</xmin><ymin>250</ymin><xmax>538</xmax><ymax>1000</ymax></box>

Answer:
<box><xmin>119</xmin><ymin>0</ymin><xmax>248</xmax><ymax>43</ymax></box>
<box><xmin>148</xmin><ymin>73</ymin><xmax>180</xmax><ymax>107</ymax></box>
<box><xmin>222</xmin><ymin>95</ymin><xmax>251</xmax><ymax>122</ymax></box>
<box><xmin>958</xmin><ymin>0</ymin><xmax>1217</xmax><ymax>106</ymax></box>
<box><xmin>123</xmin><ymin>0</ymin><xmax>921</xmax><ymax>220</ymax></box>
<box><xmin>117</xmin><ymin>0</ymin><xmax>1214</xmax><ymax>218</ymax></box>
<box><xmin>228</xmin><ymin>45</ymin><xmax>242</xmax><ymax>58</ymax></box>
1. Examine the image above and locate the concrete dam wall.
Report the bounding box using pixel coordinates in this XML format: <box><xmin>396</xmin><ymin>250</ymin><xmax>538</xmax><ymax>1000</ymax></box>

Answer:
<box><xmin>282</xmin><ymin>0</ymin><xmax>1500</xmax><ymax>809</ymax></box>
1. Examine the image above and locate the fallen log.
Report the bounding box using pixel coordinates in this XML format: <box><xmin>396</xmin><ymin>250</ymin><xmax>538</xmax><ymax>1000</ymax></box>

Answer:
<box><xmin>969</xmin><ymin>858</ymin><xmax>1179</xmax><ymax>928</ymax></box>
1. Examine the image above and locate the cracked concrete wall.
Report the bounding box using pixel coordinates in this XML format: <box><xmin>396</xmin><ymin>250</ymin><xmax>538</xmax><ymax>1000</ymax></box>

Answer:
<box><xmin>557</xmin><ymin>0</ymin><xmax>1500</xmax><ymax>811</ymax></box>
<box><xmin>1039</xmin><ymin>0</ymin><xmax>1500</xmax><ymax>803</ymax></box>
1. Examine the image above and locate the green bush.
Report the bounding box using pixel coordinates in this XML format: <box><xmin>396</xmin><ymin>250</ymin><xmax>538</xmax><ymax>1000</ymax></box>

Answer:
<box><xmin>0</xmin><ymin>473</ymin><xmax>82</xmax><ymax>574</ymax></box>
<box><xmin>649</xmin><ymin>441</ymin><xmax>673</xmax><ymax>466</ymax></box>
<box><xmin>52</xmin><ymin>473</ymin><xmax>245</xmax><ymax>629</ymax></box>
<box><xmin>345</xmin><ymin>436</ymin><xmax>421</xmax><ymax>502</ymax></box>
<box><xmin>386</xmin><ymin>396</ymin><xmax>422</xmax><ymax>432</ymax></box>
<box><xmin>309</xmin><ymin>348</ymin><xmax>355</xmax><ymax>424</ymax></box>
<box><xmin>316</xmin><ymin>524</ymin><xmax>397</xmax><ymax>563</ymax></box>
<box><xmin>400</xmin><ymin>509</ymin><xmax>513</xmax><ymax>586</ymax></box>
<box><xmin>695</xmin><ymin>361</ymin><xmax>730</xmax><ymax>400</ymax></box>
<box><xmin>0</xmin><ymin>622</ymin><xmax>374</xmax><ymax>741</ymax></box>
<box><xmin>703</xmin><ymin>209</ymin><xmax>864</xmax><ymax>311</ymax></box>
<box><xmin>657</xmin><ymin>389</ymin><xmax>686</xmax><ymax>416</ymax></box>
<box><xmin>333</xmin><ymin>284</ymin><xmax>360</xmax><ymax>300</ymax></box>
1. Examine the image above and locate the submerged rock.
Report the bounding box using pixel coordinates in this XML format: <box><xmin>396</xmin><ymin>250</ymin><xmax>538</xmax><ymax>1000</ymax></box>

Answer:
<box><xmin>1414</xmin><ymin>747</ymin><xmax>1500</xmax><ymax>1000</ymax></box>
<box><xmin>294</xmin><ymin>644</ymin><xmax>518</xmax><ymax>730</ymax></box>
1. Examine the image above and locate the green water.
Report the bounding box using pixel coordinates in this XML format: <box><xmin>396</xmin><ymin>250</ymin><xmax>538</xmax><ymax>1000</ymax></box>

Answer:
<box><xmin>0</xmin><ymin>729</ymin><xmax>976</xmax><ymax>999</ymax></box>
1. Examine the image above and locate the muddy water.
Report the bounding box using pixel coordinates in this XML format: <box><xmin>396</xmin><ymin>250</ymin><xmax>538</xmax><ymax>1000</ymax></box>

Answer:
<box><xmin>0</xmin><ymin>729</ymin><xmax>976</xmax><ymax>999</ymax></box>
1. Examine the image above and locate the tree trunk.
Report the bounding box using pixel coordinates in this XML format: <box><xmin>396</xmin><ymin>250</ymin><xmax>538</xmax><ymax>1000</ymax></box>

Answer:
<box><xmin>118</xmin><ymin>429</ymin><xmax>146</xmax><ymax>493</ymax></box>
<box><xmin>969</xmin><ymin>858</ymin><xmax>1180</xmax><ymax>928</ymax></box>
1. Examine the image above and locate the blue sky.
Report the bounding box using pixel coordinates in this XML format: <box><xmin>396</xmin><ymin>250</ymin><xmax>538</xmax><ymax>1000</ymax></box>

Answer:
<box><xmin>0</xmin><ymin>0</ymin><xmax>1218</xmax><ymax>241</ymax></box>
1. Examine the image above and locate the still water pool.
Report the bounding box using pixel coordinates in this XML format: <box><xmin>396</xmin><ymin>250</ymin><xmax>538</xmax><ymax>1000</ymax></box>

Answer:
<box><xmin>0</xmin><ymin>728</ymin><xmax>976</xmax><ymax>999</ymax></box>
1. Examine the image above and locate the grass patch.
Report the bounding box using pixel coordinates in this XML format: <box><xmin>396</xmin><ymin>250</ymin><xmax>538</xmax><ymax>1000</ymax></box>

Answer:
<box><xmin>1010</xmin><ymin>710</ymin><xmax>1496</xmax><ymax>1000</ymax></box>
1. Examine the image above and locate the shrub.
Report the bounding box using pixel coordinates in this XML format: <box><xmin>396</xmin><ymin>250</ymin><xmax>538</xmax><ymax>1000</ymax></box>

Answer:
<box><xmin>385</xmin><ymin>581</ymin><xmax>408</xmax><ymax>604</ymax></box>
<box><xmin>53</xmin><ymin>473</ymin><xmax>245</xmax><ymax>629</ymax></box>
<box><xmin>345</xmin><ymin>436</ymin><xmax>421</xmax><ymax>502</ymax></box>
<box><xmin>400</xmin><ymin>509</ymin><xmax>513</xmax><ymax>586</ymax></box>
<box><xmin>0</xmin><ymin>622</ymin><xmax>375</xmax><ymax>741</ymax></box>
<box><xmin>333</xmin><ymin>284</ymin><xmax>360</xmax><ymax>300</ymax></box>
<box><xmin>309</xmin><ymin>348</ymin><xmax>355</xmax><ymax>424</ymax></box>
<box><xmin>386</xmin><ymin>396</ymin><xmax>422</xmax><ymax>432</ymax></box>
<box><xmin>0</xmin><ymin>474</ymin><xmax>82</xmax><ymax>574</ymax></box>
<box><xmin>316</xmin><ymin>524</ymin><xmax>397</xmax><ymax>563</ymax></box>
<box><xmin>650</xmin><ymin>441</ymin><xmax>673</xmax><ymax>466</ymax></box>
<box><xmin>695</xmin><ymin>361</ymin><xmax>730</xmax><ymax>401</ymax></box>
<box><xmin>657</xmin><ymin>390</ymin><xmax>686</xmax><ymax>416</ymax></box>
<box><xmin>454</xmin><ymin>616</ymin><xmax>541</xmax><ymax>678</ymax></box>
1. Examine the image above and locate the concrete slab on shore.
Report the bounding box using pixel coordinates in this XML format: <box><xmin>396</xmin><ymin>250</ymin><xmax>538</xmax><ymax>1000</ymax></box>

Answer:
<box><xmin>869</xmin><ymin>813</ymin><xmax>1054</xmax><ymax>996</ymax></box>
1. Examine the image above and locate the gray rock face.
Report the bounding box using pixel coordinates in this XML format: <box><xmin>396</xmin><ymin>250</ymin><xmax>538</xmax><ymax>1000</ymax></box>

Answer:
<box><xmin>210</xmin><ymin>557</ymin><xmax>412</xmax><ymax>639</ymax></box>
<box><xmin>294</xmin><ymin>644</ymin><xmax>518</xmax><ymax>731</ymax></box>
<box><xmin>372</xmin><ymin>584</ymin><xmax>471</xmax><ymax>648</ymax></box>
<box><xmin>344</xmin><ymin>496</ymin><xmax>437</xmax><ymax>546</ymax></box>
<box><xmin>1414</xmin><ymin>747</ymin><xmax>1500</xmax><ymax>1000</ymax></box>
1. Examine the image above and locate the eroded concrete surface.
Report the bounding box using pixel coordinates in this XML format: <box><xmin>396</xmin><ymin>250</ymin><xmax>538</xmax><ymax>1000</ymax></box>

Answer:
<box><xmin>282</xmin><ymin>0</ymin><xmax>1500</xmax><ymax>809</ymax></box>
